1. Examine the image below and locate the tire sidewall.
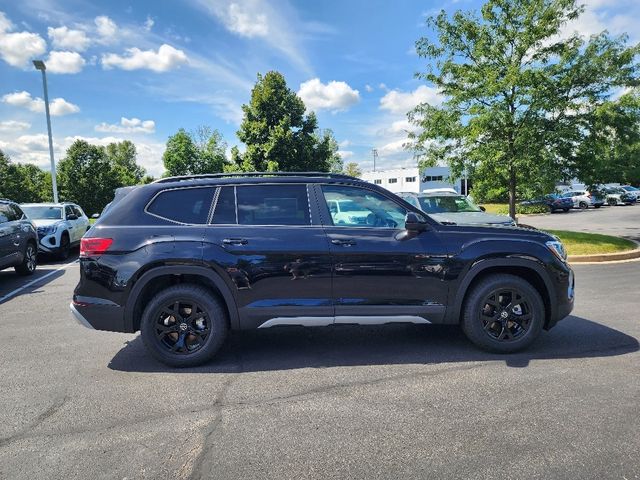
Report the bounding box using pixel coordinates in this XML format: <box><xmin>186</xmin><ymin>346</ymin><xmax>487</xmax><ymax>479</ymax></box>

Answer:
<box><xmin>462</xmin><ymin>275</ymin><xmax>545</xmax><ymax>353</ymax></box>
<box><xmin>140</xmin><ymin>285</ymin><xmax>228</xmax><ymax>367</ymax></box>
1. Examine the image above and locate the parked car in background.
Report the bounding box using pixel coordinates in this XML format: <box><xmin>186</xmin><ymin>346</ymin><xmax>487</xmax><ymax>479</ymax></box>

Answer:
<box><xmin>0</xmin><ymin>199</ymin><xmax>38</xmax><ymax>275</ymax></box>
<box><xmin>601</xmin><ymin>187</ymin><xmax>636</xmax><ymax>206</ymax></box>
<box><xmin>71</xmin><ymin>172</ymin><xmax>574</xmax><ymax>367</ymax></box>
<box><xmin>399</xmin><ymin>191</ymin><xmax>515</xmax><ymax>226</ymax></box>
<box><xmin>520</xmin><ymin>194</ymin><xmax>573</xmax><ymax>212</ymax></box>
<box><xmin>21</xmin><ymin>203</ymin><xmax>90</xmax><ymax>259</ymax></box>
<box><xmin>560</xmin><ymin>190</ymin><xmax>604</xmax><ymax>209</ymax></box>
<box><xmin>620</xmin><ymin>185</ymin><xmax>640</xmax><ymax>201</ymax></box>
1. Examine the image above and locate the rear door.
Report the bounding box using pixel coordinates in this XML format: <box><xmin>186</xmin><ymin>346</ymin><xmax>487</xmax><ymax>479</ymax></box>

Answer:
<box><xmin>0</xmin><ymin>203</ymin><xmax>20</xmax><ymax>267</ymax></box>
<box><xmin>316</xmin><ymin>183</ymin><xmax>450</xmax><ymax>324</ymax></box>
<box><xmin>203</xmin><ymin>183</ymin><xmax>333</xmax><ymax>329</ymax></box>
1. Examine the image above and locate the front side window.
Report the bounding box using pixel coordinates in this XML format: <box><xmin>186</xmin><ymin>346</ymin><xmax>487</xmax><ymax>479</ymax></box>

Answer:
<box><xmin>65</xmin><ymin>205</ymin><xmax>75</xmax><ymax>218</ymax></box>
<box><xmin>236</xmin><ymin>185</ymin><xmax>310</xmax><ymax>226</ymax></box>
<box><xmin>147</xmin><ymin>187</ymin><xmax>215</xmax><ymax>224</ymax></box>
<box><xmin>0</xmin><ymin>204</ymin><xmax>16</xmax><ymax>223</ymax></box>
<box><xmin>321</xmin><ymin>185</ymin><xmax>406</xmax><ymax>229</ymax></box>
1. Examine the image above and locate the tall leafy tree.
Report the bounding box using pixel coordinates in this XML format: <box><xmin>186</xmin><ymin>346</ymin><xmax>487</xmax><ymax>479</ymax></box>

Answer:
<box><xmin>0</xmin><ymin>150</ymin><xmax>52</xmax><ymax>203</ymax></box>
<box><xmin>409</xmin><ymin>0</ymin><xmax>639</xmax><ymax>218</ymax></box>
<box><xmin>343</xmin><ymin>162</ymin><xmax>362</xmax><ymax>178</ymax></box>
<box><xmin>57</xmin><ymin>140</ymin><xmax>121</xmax><ymax>215</ymax></box>
<box><xmin>163</xmin><ymin>127</ymin><xmax>227</xmax><ymax>176</ymax></box>
<box><xmin>234</xmin><ymin>71</ymin><xmax>340</xmax><ymax>172</ymax></box>
<box><xmin>106</xmin><ymin>140</ymin><xmax>146</xmax><ymax>185</ymax></box>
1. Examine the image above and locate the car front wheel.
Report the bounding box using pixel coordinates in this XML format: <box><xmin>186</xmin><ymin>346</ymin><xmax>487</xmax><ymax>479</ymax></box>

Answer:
<box><xmin>140</xmin><ymin>284</ymin><xmax>229</xmax><ymax>367</ymax></box>
<box><xmin>15</xmin><ymin>242</ymin><xmax>37</xmax><ymax>276</ymax></box>
<box><xmin>461</xmin><ymin>274</ymin><xmax>545</xmax><ymax>353</ymax></box>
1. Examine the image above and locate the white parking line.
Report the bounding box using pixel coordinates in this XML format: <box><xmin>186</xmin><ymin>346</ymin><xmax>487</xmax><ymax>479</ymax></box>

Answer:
<box><xmin>0</xmin><ymin>259</ymin><xmax>78</xmax><ymax>304</ymax></box>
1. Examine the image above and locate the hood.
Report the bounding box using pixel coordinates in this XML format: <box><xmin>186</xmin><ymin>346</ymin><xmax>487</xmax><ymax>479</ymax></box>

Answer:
<box><xmin>428</xmin><ymin>211</ymin><xmax>515</xmax><ymax>226</ymax></box>
<box><xmin>32</xmin><ymin>218</ymin><xmax>64</xmax><ymax>228</ymax></box>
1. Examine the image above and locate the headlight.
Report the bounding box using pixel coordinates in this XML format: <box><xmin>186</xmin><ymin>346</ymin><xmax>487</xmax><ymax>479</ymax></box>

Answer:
<box><xmin>38</xmin><ymin>224</ymin><xmax>59</xmax><ymax>235</ymax></box>
<box><xmin>546</xmin><ymin>240</ymin><xmax>567</xmax><ymax>262</ymax></box>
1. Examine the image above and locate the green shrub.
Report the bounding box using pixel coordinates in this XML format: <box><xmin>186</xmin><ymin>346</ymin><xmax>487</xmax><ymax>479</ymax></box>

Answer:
<box><xmin>516</xmin><ymin>203</ymin><xmax>549</xmax><ymax>214</ymax></box>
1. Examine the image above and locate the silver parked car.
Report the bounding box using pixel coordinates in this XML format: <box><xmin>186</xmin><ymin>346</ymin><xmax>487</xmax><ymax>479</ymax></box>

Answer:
<box><xmin>398</xmin><ymin>191</ymin><xmax>516</xmax><ymax>226</ymax></box>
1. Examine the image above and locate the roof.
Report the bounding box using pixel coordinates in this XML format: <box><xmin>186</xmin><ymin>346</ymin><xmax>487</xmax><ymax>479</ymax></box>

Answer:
<box><xmin>20</xmin><ymin>202</ymin><xmax>77</xmax><ymax>207</ymax></box>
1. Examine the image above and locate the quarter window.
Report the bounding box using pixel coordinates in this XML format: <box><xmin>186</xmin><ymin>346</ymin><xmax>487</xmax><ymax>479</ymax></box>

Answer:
<box><xmin>147</xmin><ymin>187</ymin><xmax>215</xmax><ymax>224</ymax></box>
<box><xmin>236</xmin><ymin>185</ymin><xmax>310</xmax><ymax>226</ymax></box>
<box><xmin>321</xmin><ymin>185</ymin><xmax>407</xmax><ymax>229</ymax></box>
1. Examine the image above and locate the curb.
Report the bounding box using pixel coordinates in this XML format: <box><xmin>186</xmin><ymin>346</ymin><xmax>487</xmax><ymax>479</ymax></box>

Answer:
<box><xmin>568</xmin><ymin>240</ymin><xmax>640</xmax><ymax>263</ymax></box>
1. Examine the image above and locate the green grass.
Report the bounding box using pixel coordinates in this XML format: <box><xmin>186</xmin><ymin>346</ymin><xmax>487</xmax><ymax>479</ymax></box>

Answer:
<box><xmin>89</xmin><ymin>218</ymin><xmax>97</xmax><ymax>225</ymax></box>
<box><xmin>545</xmin><ymin>229</ymin><xmax>637</xmax><ymax>256</ymax></box>
<box><xmin>480</xmin><ymin>203</ymin><xmax>509</xmax><ymax>215</ymax></box>
<box><xmin>479</xmin><ymin>203</ymin><xmax>549</xmax><ymax>215</ymax></box>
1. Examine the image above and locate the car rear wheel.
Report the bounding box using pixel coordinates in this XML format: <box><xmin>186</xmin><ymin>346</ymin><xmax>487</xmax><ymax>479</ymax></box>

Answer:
<box><xmin>140</xmin><ymin>284</ymin><xmax>228</xmax><ymax>367</ymax></box>
<box><xmin>562</xmin><ymin>208</ymin><xmax>570</xmax><ymax>212</ymax></box>
<box><xmin>461</xmin><ymin>274</ymin><xmax>544</xmax><ymax>353</ymax></box>
<box><xmin>15</xmin><ymin>242</ymin><xmax>37</xmax><ymax>276</ymax></box>
<box><xmin>607</xmin><ymin>198</ymin><xmax>617</xmax><ymax>206</ymax></box>
<box><xmin>579</xmin><ymin>201</ymin><xmax>588</xmax><ymax>209</ymax></box>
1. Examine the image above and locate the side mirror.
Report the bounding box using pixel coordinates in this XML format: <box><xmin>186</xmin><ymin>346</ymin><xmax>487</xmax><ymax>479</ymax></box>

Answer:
<box><xmin>479</xmin><ymin>205</ymin><xmax>486</xmax><ymax>212</ymax></box>
<box><xmin>91</xmin><ymin>213</ymin><xmax>100</xmax><ymax>219</ymax></box>
<box><xmin>67</xmin><ymin>214</ymin><xmax>78</xmax><ymax>220</ymax></box>
<box><xmin>405</xmin><ymin>212</ymin><xmax>428</xmax><ymax>232</ymax></box>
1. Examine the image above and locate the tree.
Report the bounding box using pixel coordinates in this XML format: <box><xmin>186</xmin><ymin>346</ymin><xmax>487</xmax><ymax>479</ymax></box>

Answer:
<box><xmin>409</xmin><ymin>0</ymin><xmax>639</xmax><ymax>218</ymax></box>
<box><xmin>233</xmin><ymin>71</ymin><xmax>341</xmax><ymax>172</ymax></box>
<box><xmin>106</xmin><ymin>140</ymin><xmax>146</xmax><ymax>185</ymax></box>
<box><xmin>57</xmin><ymin>140</ymin><xmax>121</xmax><ymax>215</ymax></box>
<box><xmin>0</xmin><ymin>150</ymin><xmax>52</xmax><ymax>203</ymax></box>
<box><xmin>343</xmin><ymin>162</ymin><xmax>362</xmax><ymax>178</ymax></box>
<box><xmin>163</xmin><ymin>127</ymin><xmax>228</xmax><ymax>176</ymax></box>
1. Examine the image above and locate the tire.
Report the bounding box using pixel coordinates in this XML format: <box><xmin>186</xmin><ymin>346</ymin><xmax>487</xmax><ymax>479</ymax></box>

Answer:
<box><xmin>140</xmin><ymin>284</ymin><xmax>229</xmax><ymax>367</ymax></box>
<box><xmin>58</xmin><ymin>232</ymin><xmax>70</xmax><ymax>260</ymax></box>
<box><xmin>607</xmin><ymin>198</ymin><xmax>617</xmax><ymax>206</ymax></box>
<box><xmin>562</xmin><ymin>208</ymin><xmax>570</xmax><ymax>212</ymax></box>
<box><xmin>579</xmin><ymin>201</ymin><xmax>588</xmax><ymax>210</ymax></box>
<box><xmin>461</xmin><ymin>274</ymin><xmax>545</xmax><ymax>353</ymax></box>
<box><xmin>594</xmin><ymin>205</ymin><xmax>601</xmax><ymax>208</ymax></box>
<box><xmin>15</xmin><ymin>241</ymin><xmax>37</xmax><ymax>276</ymax></box>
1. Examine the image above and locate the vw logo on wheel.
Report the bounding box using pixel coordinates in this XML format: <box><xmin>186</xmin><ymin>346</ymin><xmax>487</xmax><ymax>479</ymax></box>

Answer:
<box><xmin>500</xmin><ymin>311</ymin><xmax>509</xmax><ymax>319</ymax></box>
<box><xmin>179</xmin><ymin>323</ymin><xmax>188</xmax><ymax>331</ymax></box>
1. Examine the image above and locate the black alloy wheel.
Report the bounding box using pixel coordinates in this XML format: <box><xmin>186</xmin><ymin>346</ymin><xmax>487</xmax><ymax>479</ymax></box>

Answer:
<box><xmin>141</xmin><ymin>284</ymin><xmax>228</xmax><ymax>367</ymax></box>
<box><xmin>461</xmin><ymin>274</ymin><xmax>544</xmax><ymax>353</ymax></box>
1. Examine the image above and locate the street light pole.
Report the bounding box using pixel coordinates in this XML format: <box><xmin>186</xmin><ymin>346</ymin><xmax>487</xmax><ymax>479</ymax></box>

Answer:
<box><xmin>33</xmin><ymin>60</ymin><xmax>58</xmax><ymax>203</ymax></box>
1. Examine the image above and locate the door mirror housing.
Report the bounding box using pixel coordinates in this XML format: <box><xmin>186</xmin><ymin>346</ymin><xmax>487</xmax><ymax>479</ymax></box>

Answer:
<box><xmin>404</xmin><ymin>212</ymin><xmax>428</xmax><ymax>232</ymax></box>
<box><xmin>479</xmin><ymin>205</ymin><xmax>486</xmax><ymax>212</ymax></box>
<box><xmin>91</xmin><ymin>213</ymin><xmax>100</xmax><ymax>219</ymax></box>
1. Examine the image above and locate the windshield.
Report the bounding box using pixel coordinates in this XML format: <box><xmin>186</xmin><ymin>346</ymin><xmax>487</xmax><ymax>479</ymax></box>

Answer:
<box><xmin>22</xmin><ymin>206</ymin><xmax>63</xmax><ymax>220</ymax></box>
<box><xmin>622</xmin><ymin>186</ymin><xmax>638</xmax><ymax>191</ymax></box>
<box><xmin>418</xmin><ymin>195</ymin><xmax>481</xmax><ymax>213</ymax></box>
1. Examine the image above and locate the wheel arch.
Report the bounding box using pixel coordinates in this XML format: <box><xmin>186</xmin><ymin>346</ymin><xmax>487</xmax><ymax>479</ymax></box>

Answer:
<box><xmin>448</xmin><ymin>258</ymin><xmax>556</xmax><ymax>329</ymax></box>
<box><xmin>124</xmin><ymin>265</ymin><xmax>239</xmax><ymax>333</ymax></box>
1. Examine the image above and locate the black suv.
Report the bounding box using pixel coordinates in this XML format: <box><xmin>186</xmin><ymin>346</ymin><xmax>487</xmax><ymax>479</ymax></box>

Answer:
<box><xmin>0</xmin><ymin>199</ymin><xmax>38</xmax><ymax>276</ymax></box>
<box><xmin>71</xmin><ymin>173</ymin><xmax>574</xmax><ymax>367</ymax></box>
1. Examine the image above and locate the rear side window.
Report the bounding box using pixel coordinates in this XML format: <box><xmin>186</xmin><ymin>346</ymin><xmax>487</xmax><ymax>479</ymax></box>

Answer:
<box><xmin>147</xmin><ymin>187</ymin><xmax>214</xmax><ymax>224</ymax></box>
<box><xmin>0</xmin><ymin>204</ymin><xmax>14</xmax><ymax>223</ymax></box>
<box><xmin>211</xmin><ymin>186</ymin><xmax>237</xmax><ymax>224</ymax></box>
<box><xmin>236</xmin><ymin>185</ymin><xmax>310</xmax><ymax>225</ymax></box>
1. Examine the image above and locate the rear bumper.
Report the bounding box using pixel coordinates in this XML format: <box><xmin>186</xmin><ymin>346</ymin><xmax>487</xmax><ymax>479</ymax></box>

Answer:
<box><xmin>70</xmin><ymin>297</ymin><xmax>127</xmax><ymax>332</ymax></box>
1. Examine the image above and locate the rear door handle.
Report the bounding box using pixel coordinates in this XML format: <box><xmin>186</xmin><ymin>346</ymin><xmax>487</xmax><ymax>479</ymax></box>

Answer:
<box><xmin>331</xmin><ymin>238</ymin><xmax>357</xmax><ymax>247</ymax></box>
<box><xmin>223</xmin><ymin>238</ymin><xmax>248</xmax><ymax>246</ymax></box>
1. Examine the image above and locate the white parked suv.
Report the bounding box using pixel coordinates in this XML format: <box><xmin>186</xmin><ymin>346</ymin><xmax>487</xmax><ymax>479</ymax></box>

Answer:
<box><xmin>20</xmin><ymin>203</ymin><xmax>90</xmax><ymax>259</ymax></box>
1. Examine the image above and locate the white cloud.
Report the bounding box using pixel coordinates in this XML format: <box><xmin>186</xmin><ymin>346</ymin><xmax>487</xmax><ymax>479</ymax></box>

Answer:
<box><xmin>365</xmin><ymin>84</ymin><xmax>374</xmax><ymax>93</ymax></box>
<box><xmin>379</xmin><ymin>85</ymin><xmax>443</xmax><ymax>115</ymax></box>
<box><xmin>101</xmin><ymin>44</ymin><xmax>188</xmax><ymax>72</ymax></box>
<box><xmin>377</xmin><ymin>139</ymin><xmax>407</xmax><ymax>156</ymax></box>
<box><xmin>298</xmin><ymin>78</ymin><xmax>360</xmax><ymax>112</ymax></box>
<box><xmin>0</xmin><ymin>12</ymin><xmax>47</xmax><ymax>68</ymax></box>
<box><xmin>338</xmin><ymin>150</ymin><xmax>354</xmax><ymax>159</ymax></box>
<box><xmin>0</xmin><ymin>120</ymin><xmax>30</xmax><ymax>132</ymax></box>
<box><xmin>95</xmin><ymin>15</ymin><xmax>117</xmax><ymax>38</ymax></box>
<box><xmin>144</xmin><ymin>16</ymin><xmax>154</xmax><ymax>32</ymax></box>
<box><xmin>47</xmin><ymin>26</ymin><xmax>90</xmax><ymax>51</ymax></box>
<box><xmin>2</xmin><ymin>90</ymin><xmax>80</xmax><ymax>116</ymax></box>
<box><xmin>95</xmin><ymin>117</ymin><xmax>156</xmax><ymax>134</ymax></box>
<box><xmin>46</xmin><ymin>50</ymin><xmax>85</xmax><ymax>74</ymax></box>
<box><xmin>224</xmin><ymin>3</ymin><xmax>269</xmax><ymax>37</ymax></box>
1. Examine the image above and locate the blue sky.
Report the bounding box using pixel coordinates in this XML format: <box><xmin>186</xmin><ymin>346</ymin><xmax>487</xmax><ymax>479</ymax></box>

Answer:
<box><xmin>0</xmin><ymin>0</ymin><xmax>638</xmax><ymax>177</ymax></box>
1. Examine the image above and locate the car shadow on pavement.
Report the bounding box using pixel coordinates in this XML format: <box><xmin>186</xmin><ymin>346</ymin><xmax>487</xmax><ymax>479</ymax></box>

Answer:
<box><xmin>108</xmin><ymin>315</ymin><xmax>639</xmax><ymax>373</ymax></box>
<box><xmin>0</xmin><ymin>252</ymin><xmax>78</xmax><ymax>305</ymax></box>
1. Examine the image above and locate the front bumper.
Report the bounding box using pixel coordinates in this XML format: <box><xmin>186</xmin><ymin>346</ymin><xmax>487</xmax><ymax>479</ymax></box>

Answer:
<box><xmin>37</xmin><ymin>232</ymin><xmax>60</xmax><ymax>253</ymax></box>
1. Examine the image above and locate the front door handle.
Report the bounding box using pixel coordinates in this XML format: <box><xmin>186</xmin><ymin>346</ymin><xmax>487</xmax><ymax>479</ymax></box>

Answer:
<box><xmin>331</xmin><ymin>238</ymin><xmax>357</xmax><ymax>247</ymax></box>
<box><xmin>223</xmin><ymin>238</ymin><xmax>248</xmax><ymax>246</ymax></box>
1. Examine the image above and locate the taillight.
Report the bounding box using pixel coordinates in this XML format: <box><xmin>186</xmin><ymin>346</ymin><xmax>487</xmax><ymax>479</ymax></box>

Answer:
<box><xmin>80</xmin><ymin>237</ymin><xmax>113</xmax><ymax>257</ymax></box>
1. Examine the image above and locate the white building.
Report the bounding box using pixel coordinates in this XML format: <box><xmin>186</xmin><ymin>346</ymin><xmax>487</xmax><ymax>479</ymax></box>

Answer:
<box><xmin>361</xmin><ymin>166</ymin><xmax>460</xmax><ymax>194</ymax></box>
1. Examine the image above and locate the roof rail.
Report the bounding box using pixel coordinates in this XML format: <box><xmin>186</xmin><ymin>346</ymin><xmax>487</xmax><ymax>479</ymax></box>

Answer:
<box><xmin>153</xmin><ymin>171</ymin><xmax>358</xmax><ymax>184</ymax></box>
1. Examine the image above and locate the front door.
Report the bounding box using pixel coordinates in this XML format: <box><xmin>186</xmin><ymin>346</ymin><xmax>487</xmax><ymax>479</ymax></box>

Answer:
<box><xmin>203</xmin><ymin>183</ymin><xmax>333</xmax><ymax>329</ymax></box>
<box><xmin>317</xmin><ymin>184</ymin><xmax>450</xmax><ymax>324</ymax></box>
<box><xmin>0</xmin><ymin>204</ymin><xmax>20</xmax><ymax>268</ymax></box>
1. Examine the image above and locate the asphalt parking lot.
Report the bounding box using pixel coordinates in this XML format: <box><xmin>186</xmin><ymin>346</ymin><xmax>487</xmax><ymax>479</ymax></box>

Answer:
<box><xmin>0</xmin><ymin>218</ymin><xmax>638</xmax><ymax>479</ymax></box>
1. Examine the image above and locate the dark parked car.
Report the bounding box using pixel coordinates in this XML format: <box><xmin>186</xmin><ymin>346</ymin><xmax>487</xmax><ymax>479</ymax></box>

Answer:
<box><xmin>71</xmin><ymin>173</ymin><xmax>574</xmax><ymax>367</ymax></box>
<box><xmin>0</xmin><ymin>199</ymin><xmax>38</xmax><ymax>276</ymax></box>
<box><xmin>521</xmin><ymin>194</ymin><xmax>573</xmax><ymax>212</ymax></box>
